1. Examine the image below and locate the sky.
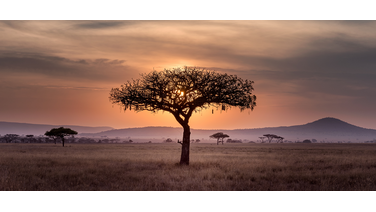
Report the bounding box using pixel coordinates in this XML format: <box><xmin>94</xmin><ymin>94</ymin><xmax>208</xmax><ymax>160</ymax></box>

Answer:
<box><xmin>1</xmin><ymin>20</ymin><xmax>376</xmax><ymax>130</ymax></box>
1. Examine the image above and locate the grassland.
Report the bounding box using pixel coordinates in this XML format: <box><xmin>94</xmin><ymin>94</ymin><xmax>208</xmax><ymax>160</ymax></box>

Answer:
<box><xmin>1</xmin><ymin>143</ymin><xmax>376</xmax><ymax>191</ymax></box>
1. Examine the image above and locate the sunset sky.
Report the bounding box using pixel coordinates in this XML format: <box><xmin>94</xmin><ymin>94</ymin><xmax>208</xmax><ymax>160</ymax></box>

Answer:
<box><xmin>1</xmin><ymin>20</ymin><xmax>376</xmax><ymax>130</ymax></box>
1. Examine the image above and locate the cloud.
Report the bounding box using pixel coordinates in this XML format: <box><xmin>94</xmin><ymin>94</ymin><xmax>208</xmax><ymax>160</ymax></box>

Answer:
<box><xmin>0</xmin><ymin>52</ymin><xmax>135</xmax><ymax>83</ymax></box>
<box><xmin>73</xmin><ymin>21</ymin><xmax>132</xmax><ymax>29</ymax></box>
<box><xmin>202</xmin><ymin>34</ymin><xmax>376</xmax><ymax>107</ymax></box>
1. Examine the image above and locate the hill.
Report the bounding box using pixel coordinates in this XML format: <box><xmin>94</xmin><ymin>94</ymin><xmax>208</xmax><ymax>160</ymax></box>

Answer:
<box><xmin>0</xmin><ymin>121</ymin><xmax>114</xmax><ymax>136</ymax></box>
<box><xmin>80</xmin><ymin>117</ymin><xmax>376</xmax><ymax>142</ymax></box>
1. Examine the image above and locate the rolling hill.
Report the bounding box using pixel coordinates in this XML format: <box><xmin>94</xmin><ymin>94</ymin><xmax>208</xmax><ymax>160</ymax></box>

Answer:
<box><xmin>0</xmin><ymin>121</ymin><xmax>114</xmax><ymax>136</ymax></box>
<box><xmin>79</xmin><ymin>117</ymin><xmax>376</xmax><ymax>142</ymax></box>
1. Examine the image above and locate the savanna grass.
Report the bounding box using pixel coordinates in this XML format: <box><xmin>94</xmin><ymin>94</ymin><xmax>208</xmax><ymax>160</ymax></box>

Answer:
<box><xmin>1</xmin><ymin>143</ymin><xmax>376</xmax><ymax>190</ymax></box>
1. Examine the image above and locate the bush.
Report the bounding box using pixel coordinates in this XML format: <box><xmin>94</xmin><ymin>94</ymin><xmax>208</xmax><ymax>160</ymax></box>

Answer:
<box><xmin>226</xmin><ymin>139</ymin><xmax>242</xmax><ymax>143</ymax></box>
<box><xmin>165</xmin><ymin>138</ymin><xmax>173</xmax><ymax>143</ymax></box>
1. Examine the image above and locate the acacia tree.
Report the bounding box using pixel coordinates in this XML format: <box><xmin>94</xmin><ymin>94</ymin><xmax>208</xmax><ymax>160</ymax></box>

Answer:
<box><xmin>110</xmin><ymin>67</ymin><xmax>256</xmax><ymax>165</ymax></box>
<box><xmin>210</xmin><ymin>132</ymin><xmax>230</xmax><ymax>145</ymax></box>
<box><xmin>45</xmin><ymin>127</ymin><xmax>78</xmax><ymax>147</ymax></box>
<box><xmin>263</xmin><ymin>134</ymin><xmax>277</xmax><ymax>143</ymax></box>
<box><xmin>263</xmin><ymin>134</ymin><xmax>284</xmax><ymax>143</ymax></box>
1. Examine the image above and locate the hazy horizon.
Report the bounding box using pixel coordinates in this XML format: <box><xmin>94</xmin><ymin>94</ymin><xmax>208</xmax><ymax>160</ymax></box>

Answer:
<box><xmin>1</xmin><ymin>21</ymin><xmax>376</xmax><ymax>130</ymax></box>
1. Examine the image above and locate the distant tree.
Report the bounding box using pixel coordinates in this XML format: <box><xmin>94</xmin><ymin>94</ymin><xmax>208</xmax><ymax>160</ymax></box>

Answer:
<box><xmin>44</xmin><ymin>127</ymin><xmax>77</xmax><ymax>147</ymax></box>
<box><xmin>110</xmin><ymin>138</ymin><xmax>120</xmax><ymax>143</ymax></box>
<box><xmin>226</xmin><ymin>139</ymin><xmax>242</xmax><ymax>143</ymax></box>
<box><xmin>110</xmin><ymin>67</ymin><xmax>256</xmax><ymax>165</ymax></box>
<box><xmin>165</xmin><ymin>138</ymin><xmax>173</xmax><ymax>143</ymax></box>
<box><xmin>101</xmin><ymin>139</ymin><xmax>109</xmax><ymax>143</ymax></box>
<box><xmin>210</xmin><ymin>132</ymin><xmax>230</xmax><ymax>145</ymax></box>
<box><xmin>259</xmin><ymin>136</ymin><xmax>266</xmax><ymax>143</ymax></box>
<box><xmin>25</xmin><ymin>134</ymin><xmax>36</xmax><ymax>143</ymax></box>
<box><xmin>302</xmin><ymin>139</ymin><xmax>312</xmax><ymax>143</ymax></box>
<box><xmin>195</xmin><ymin>139</ymin><xmax>200</xmax><ymax>143</ymax></box>
<box><xmin>3</xmin><ymin>134</ymin><xmax>19</xmax><ymax>143</ymax></box>
<box><xmin>77</xmin><ymin>137</ymin><xmax>96</xmax><ymax>144</ymax></box>
<box><xmin>263</xmin><ymin>134</ymin><xmax>284</xmax><ymax>143</ymax></box>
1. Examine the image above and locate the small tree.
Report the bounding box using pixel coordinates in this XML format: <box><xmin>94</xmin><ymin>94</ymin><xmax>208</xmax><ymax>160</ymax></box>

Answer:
<box><xmin>110</xmin><ymin>67</ymin><xmax>256</xmax><ymax>165</ymax></box>
<box><xmin>210</xmin><ymin>132</ymin><xmax>230</xmax><ymax>145</ymax></box>
<box><xmin>44</xmin><ymin>127</ymin><xmax>77</xmax><ymax>147</ymax></box>
<box><xmin>263</xmin><ymin>134</ymin><xmax>284</xmax><ymax>143</ymax></box>
<box><xmin>165</xmin><ymin>138</ymin><xmax>173</xmax><ymax>143</ymax></box>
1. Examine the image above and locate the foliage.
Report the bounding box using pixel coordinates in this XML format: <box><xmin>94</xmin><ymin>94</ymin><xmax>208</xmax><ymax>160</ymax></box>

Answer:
<box><xmin>109</xmin><ymin>66</ymin><xmax>256</xmax><ymax>116</ymax></box>
<box><xmin>3</xmin><ymin>134</ymin><xmax>19</xmax><ymax>143</ymax></box>
<box><xmin>45</xmin><ymin>127</ymin><xmax>77</xmax><ymax>138</ymax></box>
<box><xmin>263</xmin><ymin>134</ymin><xmax>284</xmax><ymax>143</ymax></box>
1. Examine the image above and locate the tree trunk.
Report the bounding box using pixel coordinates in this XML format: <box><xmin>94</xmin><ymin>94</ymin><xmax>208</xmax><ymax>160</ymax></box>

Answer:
<box><xmin>180</xmin><ymin>125</ymin><xmax>190</xmax><ymax>165</ymax></box>
<box><xmin>62</xmin><ymin>136</ymin><xmax>65</xmax><ymax>147</ymax></box>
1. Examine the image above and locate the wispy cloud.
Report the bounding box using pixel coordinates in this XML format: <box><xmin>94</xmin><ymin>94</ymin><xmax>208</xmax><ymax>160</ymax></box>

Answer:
<box><xmin>0</xmin><ymin>52</ymin><xmax>135</xmax><ymax>83</ymax></box>
<box><xmin>73</xmin><ymin>21</ymin><xmax>131</xmax><ymax>29</ymax></box>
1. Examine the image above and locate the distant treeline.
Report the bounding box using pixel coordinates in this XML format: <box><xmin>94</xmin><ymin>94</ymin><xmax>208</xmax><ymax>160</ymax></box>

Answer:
<box><xmin>1</xmin><ymin>134</ymin><xmax>376</xmax><ymax>144</ymax></box>
<box><xmin>0</xmin><ymin>134</ymin><xmax>134</xmax><ymax>144</ymax></box>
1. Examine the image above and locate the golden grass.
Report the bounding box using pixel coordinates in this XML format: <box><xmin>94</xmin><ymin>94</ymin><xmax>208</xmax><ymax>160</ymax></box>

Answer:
<box><xmin>1</xmin><ymin>143</ymin><xmax>376</xmax><ymax>190</ymax></box>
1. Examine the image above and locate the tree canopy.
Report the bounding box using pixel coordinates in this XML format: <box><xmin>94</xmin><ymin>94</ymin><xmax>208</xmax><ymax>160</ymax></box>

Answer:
<box><xmin>45</xmin><ymin>127</ymin><xmax>78</xmax><ymax>147</ymax></box>
<box><xmin>3</xmin><ymin>134</ymin><xmax>19</xmax><ymax>143</ymax></box>
<box><xmin>263</xmin><ymin>134</ymin><xmax>284</xmax><ymax>143</ymax></box>
<box><xmin>110</xmin><ymin>67</ymin><xmax>256</xmax><ymax>165</ymax></box>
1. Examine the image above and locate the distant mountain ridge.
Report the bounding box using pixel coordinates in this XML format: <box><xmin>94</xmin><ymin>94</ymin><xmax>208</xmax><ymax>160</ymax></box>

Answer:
<box><xmin>80</xmin><ymin>117</ymin><xmax>376</xmax><ymax>142</ymax></box>
<box><xmin>0</xmin><ymin>121</ymin><xmax>114</xmax><ymax>136</ymax></box>
<box><xmin>1</xmin><ymin>118</ymin><xmax>376</xmax><ymax>142</ymax></box>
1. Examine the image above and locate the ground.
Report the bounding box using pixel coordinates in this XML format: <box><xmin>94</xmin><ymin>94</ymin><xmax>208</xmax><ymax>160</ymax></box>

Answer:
<box><xmin>1</xmin><ymin>143</ymin><xmax>376</xmax><ymax>190</ymax></box>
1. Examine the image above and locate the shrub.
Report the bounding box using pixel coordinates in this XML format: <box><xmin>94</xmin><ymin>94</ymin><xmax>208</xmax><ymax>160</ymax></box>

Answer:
<box><xmin>165</xmin><ymin>138</ymin><xmax>173</xmax><ymax>143</ymax></box>
<box><xmin>226</xmin><ymin>139</ymin><xmax>242</xmax><ymax>143</ymax></box>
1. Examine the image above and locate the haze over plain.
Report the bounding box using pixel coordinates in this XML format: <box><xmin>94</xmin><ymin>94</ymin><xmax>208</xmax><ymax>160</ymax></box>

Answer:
<box><xmin>1</xmin><ymin>21</ymin><xmax>376</xmax><ymax>130</ymax></box>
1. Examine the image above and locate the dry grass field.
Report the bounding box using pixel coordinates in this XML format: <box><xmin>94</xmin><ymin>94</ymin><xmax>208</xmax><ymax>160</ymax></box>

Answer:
<box><xmin>1</xmin><ymin>143</ymin><xmax>376</xmax><ymax>191</ymax></box>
